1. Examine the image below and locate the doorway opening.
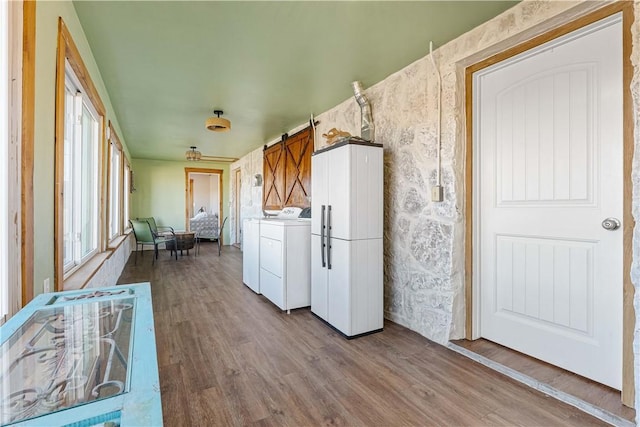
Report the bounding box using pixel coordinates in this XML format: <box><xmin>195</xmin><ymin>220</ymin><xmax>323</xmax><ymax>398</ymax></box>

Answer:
<box><xmin>233</xmin><ymin>168</ymin><xmax>241</xmax><ymax>248</ymax></box>
<box><xmin>184</xmin><ymin>167</ymin><xmax>223</xmax><ymax>230</ymax></box>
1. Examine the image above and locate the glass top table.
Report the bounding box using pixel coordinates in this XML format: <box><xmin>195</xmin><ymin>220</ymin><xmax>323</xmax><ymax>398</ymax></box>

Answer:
<box><xmin>1</xmin><ymin>291</ymin><xmax>135</xmax><ymax>425</ymax></box>
<box><xmin>0</xmin><ymin>284</ymin><xmax>160</xmax><ymax>426</ymax></box>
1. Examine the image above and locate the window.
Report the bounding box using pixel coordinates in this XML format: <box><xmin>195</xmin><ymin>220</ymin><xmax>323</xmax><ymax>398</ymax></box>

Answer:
<box><xmin>55</xmin><ymin>18</ymin><xmax>107</xmax><ymax>288</ymax></box>
<box><xmin>108</xmin><ymin>124</ymin><xmax>122</xmax><ymax>240</ymax></box>
<box><xmin>62</xmin><ymin>64</ymin><xmax>100</xmax><ymax>273</ymax></box>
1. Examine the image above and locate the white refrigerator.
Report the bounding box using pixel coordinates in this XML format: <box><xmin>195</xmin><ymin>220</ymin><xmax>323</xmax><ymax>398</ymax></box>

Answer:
<box><xmin>310</xmin><ymin>140</ymin><xmax>383</xmax><ymax>337</ymax></box>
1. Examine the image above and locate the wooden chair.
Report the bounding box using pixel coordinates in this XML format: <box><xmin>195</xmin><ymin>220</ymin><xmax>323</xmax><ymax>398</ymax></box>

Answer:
<box><xmin>216</xmin><ymin>216</ymin><xmax>228</xmax><ymax>256</ymax></box>
<box><xmin>195</xmin><ymin>216</ymin><xmax>227</xmax><ymax>256</ymax></box>
<box><xmin>137</xmin><ymin>217</ymin><xmax>174</xmax><ymax>237</ymax></box>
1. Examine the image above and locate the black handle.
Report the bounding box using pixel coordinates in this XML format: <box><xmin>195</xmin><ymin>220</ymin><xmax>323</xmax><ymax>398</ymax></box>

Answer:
<box><xmin>327</xmin><ymin>205</ymin><xmax>332</xmax><ymax>270</ymax></box>
<box><xmin>321</xmin><ymin>205</ymin><xmax>326</xmax><ymax>267</ymax></box>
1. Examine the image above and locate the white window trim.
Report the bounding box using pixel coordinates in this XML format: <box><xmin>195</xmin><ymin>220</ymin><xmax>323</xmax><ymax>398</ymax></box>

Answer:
<box><xmin>63</xmin><ymin>62</ymin><xmax>101</xmax><ymax>277</ymax></box>
<box><xmin>108</xmin><ymin>136</ymin><xmax>123</xmax><ymax>241</ymax></box>
<box><xmin>1</xmin><ymin>0</ymin><xmax>23</xmax><ymax>324</ymax></box>
<box><xmin>123</xmin><ymin>161</ymin><xmax>132</xmax><ymax>233</ymax></box>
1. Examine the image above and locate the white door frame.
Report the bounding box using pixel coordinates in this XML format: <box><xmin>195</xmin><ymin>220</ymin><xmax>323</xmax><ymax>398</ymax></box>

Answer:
<box><xmin>464</xmin><ymin>2</ymin><xmax>635</xmax><ymax>406</ymax></box>
<box><xmin>234</xmin><ymin>168</ymin><xmax>241</xmax><ymax>244</ymax></box>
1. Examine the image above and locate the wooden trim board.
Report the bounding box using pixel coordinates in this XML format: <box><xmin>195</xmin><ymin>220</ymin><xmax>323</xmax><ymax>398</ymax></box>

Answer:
<box><xmin>54</xmin><ymin>18</ymin><xmax>106</xmax><ymax>290</ymax></box>
<box><xmin>21</xmin><ymin>0</ymin><xmax>35</xmax><ymax>305</ymax></box>
<box><xmin>464</xmin><ymin>1</ymin><xmax>635</xmax><ymax>407</ymax></box>
<box><xmin>53</xmin><ymin>20</ymin><xmax>66</xmax><ymax>291</ymax></box>
<box><xmin>620</xmin><ymin>1</ymin><xmax>635</xmax><ymax>408</ymax></box>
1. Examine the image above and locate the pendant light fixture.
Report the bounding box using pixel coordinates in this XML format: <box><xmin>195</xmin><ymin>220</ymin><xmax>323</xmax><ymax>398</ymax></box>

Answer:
<box><xmin>205</xmin><ymin>109</ymin><xmax>231</xmax><ymax>132</ymax></box>
<box><xmin>185</xmin><ymin>146</ymin><xmax>202</xmax><ymax>161</ymax></box>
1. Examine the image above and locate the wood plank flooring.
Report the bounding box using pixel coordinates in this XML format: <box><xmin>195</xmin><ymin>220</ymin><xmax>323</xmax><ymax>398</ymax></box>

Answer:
<box><xmin>117</xmin><ymin>243</ymin><xmax>606</xmax><ymax>426</ymax></box>
<box><xmin>452</xmin><ymin>338</ymin><xmax>635</xmax><ymax>422</ymax></box>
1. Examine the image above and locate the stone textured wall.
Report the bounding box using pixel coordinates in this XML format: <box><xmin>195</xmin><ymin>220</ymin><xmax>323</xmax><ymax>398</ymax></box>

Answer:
<box><xmin>234</xmin><ymin>0</ymin><xmax>640</xmax><ymax>411</ymax></box>
<box><xmin>311</xmin><ymin>1</ymin><xmax>632</xmax><ymax>342</ymax></box>
<box><xmin>314</xmin><ymin>63</ymin><xmax>459</xmax><ymax>343</ymax></box>
<box><xmin>85</xmin><ymin>234</ymin><xmax>134</xmax><ymax>289</ymax></box>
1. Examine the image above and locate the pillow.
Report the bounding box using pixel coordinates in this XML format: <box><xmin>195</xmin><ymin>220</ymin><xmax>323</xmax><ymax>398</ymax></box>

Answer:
<box><xmin>192</xmin><ymin>211</ymin><xmax>207</xmax><ymax>220</ymax></box>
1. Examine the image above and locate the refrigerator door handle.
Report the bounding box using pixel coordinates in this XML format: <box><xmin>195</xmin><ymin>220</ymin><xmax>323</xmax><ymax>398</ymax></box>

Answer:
<box><xmin>327</xmin><ymin>205</ymin><xmax>332</xmax><ymax>270</ymax></box>
<box><xmin>321</xmin><ymin>205</ymin><xmax>326</xmax><ymax>267</ymax></box>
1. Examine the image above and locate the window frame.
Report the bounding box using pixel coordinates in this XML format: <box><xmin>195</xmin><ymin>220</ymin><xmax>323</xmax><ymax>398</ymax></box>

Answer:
<box><xmin>54</xmin><ymin>18</ymin><xmax>106</xmax><ymax>290</ymax></box>
<box><xmin>62</xmin><ymin>64</ymin><xmax>101</xmax><ymax>274</ymax></box>
<box><xmin>107</xmin><ymin>121</ymin><xmax>124</xmax><ymax>242</ymax></box>
<box><xmin>123</xmin><ymin>159</ymin><xmax>132</xmax><ymax>233</ymax></box>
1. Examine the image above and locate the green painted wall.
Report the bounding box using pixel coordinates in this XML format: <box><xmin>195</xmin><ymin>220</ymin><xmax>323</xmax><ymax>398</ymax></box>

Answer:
<box><xmin>130</xmin><ymin>159</ymin><xmax>231</xmax><ymax>244</ymax></box>
<box><xmin>33</xmin><ymin>1</ymin><xmax>130</xmax><ymax>294</ymax></box>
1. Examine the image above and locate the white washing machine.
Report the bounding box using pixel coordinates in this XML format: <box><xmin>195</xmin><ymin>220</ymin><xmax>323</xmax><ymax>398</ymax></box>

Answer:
<box><xmin>258</xmin><ymin>208</ymin><xmax>311</xmax><ymax>312</ymax></box>
<box><xmin>242</xmin><ymin>218</ymin><xmax>261</xmax><ymax>294</ymax></box>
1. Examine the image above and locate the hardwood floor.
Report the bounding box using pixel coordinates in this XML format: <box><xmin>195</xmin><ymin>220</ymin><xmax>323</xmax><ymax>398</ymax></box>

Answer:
<box><xmin>451</xmin><ymin>338</ymin><xmax>635</xmax><ymax>422</ymax></box>
<box><xmin>117</xmin><ymin>243</ymin><xmax>606</xmax><ymax>426</ymax></box>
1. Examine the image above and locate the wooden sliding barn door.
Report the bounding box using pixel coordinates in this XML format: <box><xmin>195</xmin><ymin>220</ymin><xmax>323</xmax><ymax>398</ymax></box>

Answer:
<box><xmin>284</xmin><ymin>128</ymin><xmax>312</xmax><ymax>207</ymax></box>
<box><xmin>263</xmin><ymin>127</ymin><xmax>313</xmax><ymax>210</ymax></box>
<box><xmin>263</xmin><ymin>142</ymin><xmax>284</xmax><ymax>210</ymax></box>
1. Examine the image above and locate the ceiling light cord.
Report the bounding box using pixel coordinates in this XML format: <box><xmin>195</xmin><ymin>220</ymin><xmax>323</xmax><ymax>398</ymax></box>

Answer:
<box><xmin>429</xmin><ymin>41</ymin><xmax>442</xmax><ymax>187</ymax></box>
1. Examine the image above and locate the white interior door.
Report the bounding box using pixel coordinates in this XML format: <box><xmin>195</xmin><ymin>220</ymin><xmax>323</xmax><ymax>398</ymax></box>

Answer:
<box><xmin>474</xmin><ymin>15</ymin><xmax>623</xmax><ymax>389</ymax></box>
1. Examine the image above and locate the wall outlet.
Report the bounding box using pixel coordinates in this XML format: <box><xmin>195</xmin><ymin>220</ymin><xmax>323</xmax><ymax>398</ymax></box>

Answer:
<box><xmin>44</xmin><ymin>277</ymin><xmax>51</xmax><ymax>293</ymax></box>
<box><xmin>431</xmin><ymin>185</ymin><xmax>444</xmax><ymax>202</ymax></box>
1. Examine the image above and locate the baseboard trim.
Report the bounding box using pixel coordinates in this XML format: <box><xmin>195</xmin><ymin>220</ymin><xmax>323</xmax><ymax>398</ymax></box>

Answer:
<box><xmin>447</xmin><ymin>342</ymin><xmax>634</xmax><ymax>427</ymax></box>
<box><xmin>311</xmin><ymin>312</ymin><xmax>383</xmax><ymax>340</ymax></box>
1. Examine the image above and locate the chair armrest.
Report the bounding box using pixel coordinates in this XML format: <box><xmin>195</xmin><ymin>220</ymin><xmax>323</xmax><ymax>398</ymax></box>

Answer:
<box><xmin>153</xmin><ymin>229</ymin><xmax>175</xmax><ymax>239</ymax></box>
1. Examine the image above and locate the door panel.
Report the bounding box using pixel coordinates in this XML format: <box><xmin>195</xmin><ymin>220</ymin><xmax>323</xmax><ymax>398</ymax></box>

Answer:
<box><xmin>311</xmin><ymin>234</ymin><xmax>328</xmax><ymax>320</ymax></box>
<box><xmin>476</xmin><ymin>16</ymin><xmax>622</xmax><ymax>388</ymax></box>
<box><xmin>260</xmin><ymin>268</ymin><xmax>283</xmax><ymax>310</ymax></box>
<box><xmin>495</xmin><ymin>236</ymin><xmax>593</xmax><ymax>335</ymax></box>
<box><xmin>350</xmin><ymin>238</ymin><xmax>384</xmax><ymax>335</ymax></box>
<box><xmin>263</xmin><ymin>128</ymin><xmax>313</xmax><ymax>211</ymax></box>
<box><xmin>242</xmin><ymin>220</ymin><xmax>260</xmax><ymax>293</ymax></box>
<box><xmin>259</xmin><ymin>236</ymin><xmax>282</xmax><ymax>278</ymax></box>
<box><xmin>284</xmin><ymin>129</ymin><xmax>312</xmax><ymax>208</ymax></box>
<box><xmin>311</xmin><ymin>153</ymin><xmax>327</xmax><ymax>236</ymax></box>
<box><xmin>328</xmin><ymin>238</ymin><xmax>350</xmax><ymax>335</ymax></box>
<box><xmin>327</xmin><ymin>148</ymin><xmax>350</xmax><ymax>240</ymax></box>
<box><xmin>263</xmin><ymin>142</ymin><xmax>284</xmax><ymax>210</ymax></box>
<box><xmin>351</xmin><ymin>146</ymin><xmax>384</xmax><ymax>240</ymax></box>
<box><xmin>496</xmin><ymin>66</ymin><xmax>594</xmax><ymax>205</ymax></box>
